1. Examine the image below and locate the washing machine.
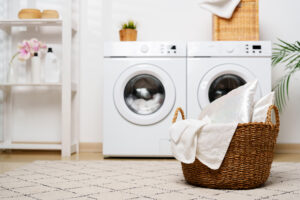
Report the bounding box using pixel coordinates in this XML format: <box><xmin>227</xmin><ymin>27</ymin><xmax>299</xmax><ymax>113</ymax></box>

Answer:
<box><xmin>187</xmin><ymin>41</ymin><xmax>272</xmax><ymax>119</ymax></box>
<box><xmin>103</xmin><ymin>42</ymin><xmax>186</xmax><ymax>157</ymax></box>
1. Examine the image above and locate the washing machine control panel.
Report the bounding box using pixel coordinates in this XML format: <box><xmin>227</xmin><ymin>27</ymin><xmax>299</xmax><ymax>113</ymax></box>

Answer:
<box><xmin>159</xmin><ymin>44</ymin><xmax>178</xmax><ymax>55</ymax></box>
<box><xmin>187</xmin><ymin>41</ymin><xmax>272</xmax><ymax>57</ymax></box>
<box><xmin>104</xmin><ymin>42</ymin><xmax>186</xmax><ymax>57</ymax></box>
<box><xmin>245</xmin><ymin>44</ymin><xmax>263</xmax><ymax>55</ymax></box>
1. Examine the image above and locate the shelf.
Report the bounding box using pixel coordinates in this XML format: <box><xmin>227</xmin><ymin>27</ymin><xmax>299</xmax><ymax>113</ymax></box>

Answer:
<box><xmin>0</xmin><ymin>19</ymin><xmax>62</xmax><ymax>27</ymax></box>
<box><xmin>0</xmin><ymin>19</ymin><xmax>78</xmax><ymax>31</ymax></box>
<box><xmin>0</xmin><ymin>143</ymin><xmax>62</xmax><ymax>150</ymax></box>
<box><xmin>0</xmin><ymin>82</ymin><xmax>78</xmax><ymax>92</ymax></box>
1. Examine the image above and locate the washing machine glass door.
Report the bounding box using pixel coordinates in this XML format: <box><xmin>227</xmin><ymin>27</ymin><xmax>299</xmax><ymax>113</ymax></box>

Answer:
<box><xmin>114</xmin><ymin>64</ymin><xmax>175</xmax><ymax>125</ymax></box>
<box><xmin>198</xmin><ymin>63</ymin><xmax>261</xmax><ymax>109</ymax></box>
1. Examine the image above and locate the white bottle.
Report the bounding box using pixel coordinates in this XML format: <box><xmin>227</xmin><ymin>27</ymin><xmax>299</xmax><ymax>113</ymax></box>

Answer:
<box><xmin>44</xmin><ymin>47</ymin><xmax>60</xmax><ymax>83</ymax></box>
<box><xmin>31</xmin><ymin>52</ymin><xmax>41</xmax><ymax>83</ymax></box>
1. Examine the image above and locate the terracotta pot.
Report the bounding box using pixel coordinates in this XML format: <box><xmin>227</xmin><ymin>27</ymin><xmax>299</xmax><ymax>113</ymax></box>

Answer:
<box><xmin>119</xmin><ymin>29</ymin><xmax>137</xmax><ymax>41</ymax></box>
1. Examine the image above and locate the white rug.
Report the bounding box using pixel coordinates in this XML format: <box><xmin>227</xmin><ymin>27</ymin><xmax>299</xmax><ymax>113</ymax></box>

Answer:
<box><xmin>0</xmin><ymin>161</ymin><xmax>300</xmax><ymax>200</ymax></box>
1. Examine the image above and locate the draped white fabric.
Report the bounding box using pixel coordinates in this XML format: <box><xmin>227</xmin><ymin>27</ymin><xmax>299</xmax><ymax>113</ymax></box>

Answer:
<box><xmin>170</xmin><ymin>81</ymin><xmax>258</xmax><ymax>169</ymax></box>
<box><xmin>197</xmin><ymin>0</ymin><xmax>241</xmax><ymax>19</ymax></box>
<box><xmin>252</xmin><ymin>92</ymin><xmax>275</xmax><ymax>123</ymax></box>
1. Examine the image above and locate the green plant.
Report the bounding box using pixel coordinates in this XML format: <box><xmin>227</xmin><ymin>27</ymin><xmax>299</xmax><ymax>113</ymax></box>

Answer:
<box><xmin>272</xmin><ymin>39</ymin><xmax>300</xmax><ymax>111</ymax></box>
<box><xmin>121</xmin><ymin>20</ymin><xmax>137</xmax><ymax>30</ymax></box>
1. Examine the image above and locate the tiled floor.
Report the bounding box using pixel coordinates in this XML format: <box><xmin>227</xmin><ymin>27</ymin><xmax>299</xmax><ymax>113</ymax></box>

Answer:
<box><xmin>1</xmin><ymin>150</ymin><xmax>300</xmax><ymax>173</ymax></box>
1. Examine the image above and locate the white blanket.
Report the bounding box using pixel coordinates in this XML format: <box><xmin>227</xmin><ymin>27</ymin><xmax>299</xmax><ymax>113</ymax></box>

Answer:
<box><xmin>197</xmin><ymin>0</ymin><xmax>241</xmax><ymax>19</ymax></box>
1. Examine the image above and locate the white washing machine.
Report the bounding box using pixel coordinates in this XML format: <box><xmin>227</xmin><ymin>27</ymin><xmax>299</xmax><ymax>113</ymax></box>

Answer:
<box><xmin>103</xmin><ymin>42</ymin><xmax>186</xmax><ymax>157</ymax></box>
<box><xmin>187</xmin><ymin>41</ymin><xmax>272</xmax><ymax>119</ymax></box>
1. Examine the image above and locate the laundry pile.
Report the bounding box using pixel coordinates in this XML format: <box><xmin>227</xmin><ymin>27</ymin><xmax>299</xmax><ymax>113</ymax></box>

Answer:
<box><xmin>126</xmin><ymin>93</ymin><xmax>164</xmax><ymax>114</ymax></box>
<box><xmin>170</xmin><ymin>80</ymin><xmax>275</xmax><ymax>169</ymax></box>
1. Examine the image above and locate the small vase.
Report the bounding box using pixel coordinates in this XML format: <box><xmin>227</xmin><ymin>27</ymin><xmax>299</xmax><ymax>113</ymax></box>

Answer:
<box><xmin>7</xmin><ymin>64</ymin><xmax>17</xmax><ymax>83</ymax></box>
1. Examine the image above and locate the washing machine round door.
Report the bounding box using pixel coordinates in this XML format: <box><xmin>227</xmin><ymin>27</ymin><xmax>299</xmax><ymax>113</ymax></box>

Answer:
<box><xmin>198</xmin><ymin>63</ymin><xmax>261</xmax><ymax>109</ymax></box>
<box><xmin>114</xmin><ymin>64</ymin><xmax>175</xmax><ymax>125</ymax></box>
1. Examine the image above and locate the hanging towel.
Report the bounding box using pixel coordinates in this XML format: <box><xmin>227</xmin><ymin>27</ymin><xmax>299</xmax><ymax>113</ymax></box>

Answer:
<box><xmin>197</xmin><ymin>0</ymin><xmax>241</xmax><ymax>19</ymax></box>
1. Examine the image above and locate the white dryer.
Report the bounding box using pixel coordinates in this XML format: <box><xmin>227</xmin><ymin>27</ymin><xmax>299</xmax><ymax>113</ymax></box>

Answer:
<box><xmin>187</xmin><ymin>41</ymin><xmax>272</xmax><ymax>119</ymax></box>
<box><xmin>103</xmin><ymin>42</ymin><xmax>186</xmax><ymax>157</ymax></box>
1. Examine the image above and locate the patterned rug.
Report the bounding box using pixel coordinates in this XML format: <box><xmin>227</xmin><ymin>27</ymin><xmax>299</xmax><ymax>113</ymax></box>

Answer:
<box><xmin>0</xmin><ymin>161</ymin><xmax>300</xmax><ymax>200</ymax></box>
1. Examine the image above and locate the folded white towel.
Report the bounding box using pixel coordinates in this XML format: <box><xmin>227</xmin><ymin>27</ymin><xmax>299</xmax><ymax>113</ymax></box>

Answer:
<box><xmin>170</xmin><ymin>117</ymin><xmax>210</xmax><ymax>164</ymax></box>
<box><xmin>197</xmin><ymin>0</ymin><xmax>241</xmax><ymax>19</ymax></box>
<box><xmin>252</xmin><ymin>92</ymin><xmax>275</xmax><ymax>122</ymax></box>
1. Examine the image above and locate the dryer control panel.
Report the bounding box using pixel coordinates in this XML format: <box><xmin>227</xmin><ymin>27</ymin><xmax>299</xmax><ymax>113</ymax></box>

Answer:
<box><xmin>188</xmin><ymin>41</ymin><xmax>272</xmax><ymax>57</ymax></box>
<box><xmin>104</xmin><ymin>42</ymin><xmax>186</xmax><ymax>57</ymax></box>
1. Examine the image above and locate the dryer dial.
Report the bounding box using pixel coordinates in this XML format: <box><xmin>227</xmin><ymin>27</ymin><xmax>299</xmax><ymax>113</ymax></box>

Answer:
<box><xmin>140</xmin><ymin>45</ymin><xmax>149</xmax><ymax>53</ymax></box>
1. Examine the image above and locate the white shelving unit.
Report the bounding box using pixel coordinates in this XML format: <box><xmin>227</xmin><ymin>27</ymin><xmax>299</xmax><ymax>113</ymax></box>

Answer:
<box><xmin>0</xmin><ymin>19</ymin><xmax>78</xmax><ymax>31</ymax></box>
<box><xmin>0</xmin><ymin>19</ymin><xmax>63</xmax><ymax>26</ymax></box>
<box><xmin>0</xmin><ymin>0</ymin><xmax>80</xmax><ymax>157</ymax></box>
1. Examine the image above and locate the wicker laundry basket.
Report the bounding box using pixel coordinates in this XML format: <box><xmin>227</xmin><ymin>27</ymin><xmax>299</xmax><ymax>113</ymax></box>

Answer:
<box><xmin>213</xmin><ymin>0</ymin><xmax>259</xmax><ymax>41</ymax></box>
<box><xmin>172</xmin><ymin>105</ymin><xmax>279</xmax><ymax>189</ymax></box>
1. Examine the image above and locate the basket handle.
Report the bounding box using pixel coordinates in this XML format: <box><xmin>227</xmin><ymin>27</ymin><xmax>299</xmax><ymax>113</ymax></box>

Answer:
<box><xmin>172</xmin><ymin>107</ymin><xmax>185</xmax><ymax>124</ymax></box>
<box><xmin>266</xmin><ymin>105</ymin><xmax>280</xmax><ymax>128</ymax></box>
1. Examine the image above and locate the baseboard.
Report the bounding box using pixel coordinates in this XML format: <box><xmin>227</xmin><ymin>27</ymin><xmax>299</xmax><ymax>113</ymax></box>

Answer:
<box><xmin>78</xmin><ymin>143</ymin><xmax>300</xmax><ymax>154</ymax></box>
<box><xmin>79</xmin><ymin>143</ymin><xmax>102</xmax><ymax>153</ymax></box>
<box><xmin>274</xmin><ymin>144</ymin><xmax>300</xmax><ymax>154</ymax></box>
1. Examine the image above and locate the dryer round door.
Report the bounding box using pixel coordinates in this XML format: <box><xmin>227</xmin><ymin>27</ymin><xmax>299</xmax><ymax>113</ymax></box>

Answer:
<box><xmin>114</xmin><ymin>64</ymin><xmax>176</xmax><ymax>125</ymax></box>
<box><xmin>198</xmin><ymin>63</ymin><xmax>262</xmax><ymax>109</ymax></box>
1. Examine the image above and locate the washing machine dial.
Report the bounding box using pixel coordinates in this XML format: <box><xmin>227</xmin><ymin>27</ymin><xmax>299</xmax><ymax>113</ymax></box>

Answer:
<box><xmin>140</xmin><ymin>45</ymin><xmax>149</xmax><ymax>53</ymax></box>
<box><xmin>226</xmin><ymin>47</ymin><xmax>235</xmax><ymax>53</ymax></box>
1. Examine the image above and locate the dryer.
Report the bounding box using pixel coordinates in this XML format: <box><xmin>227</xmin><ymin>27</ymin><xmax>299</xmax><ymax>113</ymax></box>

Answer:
<box><xmin>187</xmin><ymin>41</ymin><xmax>272</xmax><ymax>119</ymax></box>
<box><xmin>103</xmin><ymin>42</ymin><xmax>186</xmax><ymax>157</ymax></box>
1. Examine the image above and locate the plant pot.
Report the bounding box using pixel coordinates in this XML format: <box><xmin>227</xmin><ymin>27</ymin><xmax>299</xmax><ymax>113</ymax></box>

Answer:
<box><xmin>119</xmin><ymin>29</ymin><xmax>137</xmax><ymax>41</ymax></box>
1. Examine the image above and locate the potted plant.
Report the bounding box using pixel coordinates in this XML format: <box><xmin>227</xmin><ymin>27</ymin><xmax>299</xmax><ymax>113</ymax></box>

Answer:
<box><xmin>119</xmin><ymin>20</ymin><xmax>137</xmax><ymax>41</ymax></box>
<box><xmin>272</xmin><ymin>39</ymin><xmax>300</xmax><ymax>111</ymax></box>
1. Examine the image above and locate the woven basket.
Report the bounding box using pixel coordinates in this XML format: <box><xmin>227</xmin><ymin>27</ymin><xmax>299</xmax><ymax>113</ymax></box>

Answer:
<box><xmin>172</xmin><ymin>105</ymin><xmax>279</xmax><ymax>189</ymax></box>
<box><xmin>213</xmin><ymin>0</ymin><xmax>259</xmax><ymax>41</ymax></box>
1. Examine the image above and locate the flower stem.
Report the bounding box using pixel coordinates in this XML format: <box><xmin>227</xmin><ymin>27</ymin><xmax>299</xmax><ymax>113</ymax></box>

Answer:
<box><xmin>9</xmin><ymin>52</ymin><xmax>19</xmax><ymax>67</ymax></box>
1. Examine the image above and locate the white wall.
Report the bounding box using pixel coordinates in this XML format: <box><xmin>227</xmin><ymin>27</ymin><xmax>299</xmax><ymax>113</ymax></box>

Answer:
<box><xmin>260</xmin><ymin>0</ymin><xmax>300</xmax><ymax>143</ymax></box>
<box><xmin>79</xmin><ymin>0</ymin><xmax>103</xmax><ymax>142</ymax></box>
<box><xmin>78</xmin><ymin>0</ymin><xmax>300</xmax><ymax>143</ymax></box>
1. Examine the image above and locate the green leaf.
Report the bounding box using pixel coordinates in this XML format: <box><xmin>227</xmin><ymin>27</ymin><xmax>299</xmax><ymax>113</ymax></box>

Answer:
<box><xmin>278</xmin><ymin>39</ymin><xmax>298</xmax><ymax>51</ymax></box>
<box><xmin>286</xmin><ymin>73</ymin><xmax>291</xmax><ymax>98</ymax></box>
<box><xmin>272</xmin><ymin>39</ymin><xmax>300</xmax><ymax>112</ymax></box>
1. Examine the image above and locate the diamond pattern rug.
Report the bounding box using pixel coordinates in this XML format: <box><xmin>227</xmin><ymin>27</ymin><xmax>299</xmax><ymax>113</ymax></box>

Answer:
<box><xmin>0</xmin><ymin>161</ymin><xmax>300</xmax><ymax>200</ymax></box>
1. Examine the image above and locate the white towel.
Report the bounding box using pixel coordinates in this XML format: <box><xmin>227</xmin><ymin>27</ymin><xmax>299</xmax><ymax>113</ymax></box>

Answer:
<box><xmin>196</xmin><ymin>122</ymin><xmax>238</xmax><ymax>169</ymax></box>
<box><xmin>170</xmin><ymin>117</ymin><xmax>210</xmax><ymax>164</ymax></box>
<box><xmin>197</xmin><ymin>0</ymin><xmax>241</xmax><ymax>19</ymax></box>
<box><xmin>170</xmin><ymin>118</ymin><xmax>237</xmax><ymax>169</ymax></box>
<box><xmin>170</xmin><ymin>81</ymin><xmax>258</xmax><ymax>169</ymax></box>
